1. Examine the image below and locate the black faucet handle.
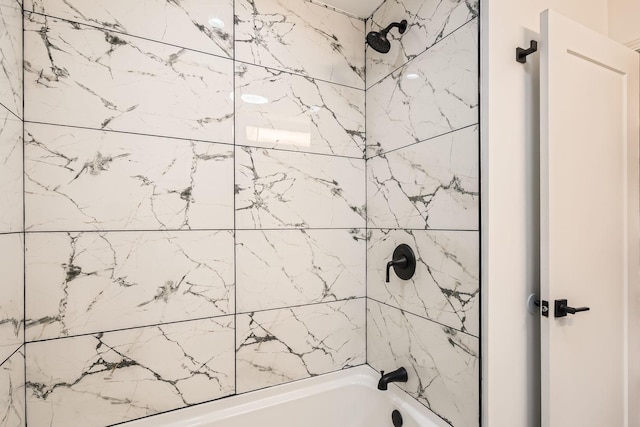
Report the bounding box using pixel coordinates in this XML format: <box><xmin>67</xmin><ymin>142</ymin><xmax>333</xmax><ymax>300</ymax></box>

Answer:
<box><xmin>385</xmin><ymin>257</ymin><xmax>407</xmax><ymax>282</ymax></box>
<box><xmin>385</xmin><ymin>244</ymin><xmax>416</xmax><ymax>283</ymax></box>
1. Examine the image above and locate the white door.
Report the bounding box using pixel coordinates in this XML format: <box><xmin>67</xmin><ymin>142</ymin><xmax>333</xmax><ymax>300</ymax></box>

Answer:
<box><xmin>540</xmin><ymin>9</ymin><xmax>639</xmax><ymax>427</ymax></box>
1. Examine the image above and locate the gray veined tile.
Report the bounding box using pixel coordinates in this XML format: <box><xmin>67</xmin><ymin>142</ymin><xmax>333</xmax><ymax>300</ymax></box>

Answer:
<box><xmin>236</xmin><ymin>147</ymin><xmax>366</xmax><ymax>229</ymax></box>
<box><xmin>23</xmin><ymin>0</ymin><xmax>234</xmax><ymax>58</ymax></box>
<box><xmin>366</xmin><ymin>20</ymin><xmax>478</xmax><ymax>157</ymax></box>
<box><xmin>368</xmin><ymin>125</ymin><xmax>479</xmax><ymax>230</ymax></box>
<box><xmin>0</xmin><ymin>110</ymin><xmax>23</xmax><ymax>233</ymax></box>
<box><xmin>0</xmin><ymin>347</ymin><xmax>25</xmax><ymax>427</ymax></box>
<box><xmin>236</xmin><ymin>229</ymin><xmax>366</xmax><ymax>312</ymax></box>
<box><xmin>0</xmin><ymin>0</ymin><xmax>22</xmax><ymax>8</ymax></box>
<box><xmin>0</xmin><ymin>234</ymin><xmax>24</xmax><ymax>365</ymax></box>
<box><xmin>236</xmin><ymin>299</ymin><xmax>366</xmax><ymax>393</ymax></box>
<box><xmin>24</xmin><ymin>13</ymin><xmax>234</xmax><ymax>143</ymax></box>
<box><xmin>368</xmin><ymin>229</ymin><xmax>479</xmax><ymax>336</ymax></box>
<box><xmin>366</xmin><ymin>0</ymin><xmax>478</xmax><ymax>87</ymax></box>
<box><xmin>24</xmin><ymin>124</ymin><xmax>234</xmax><ymax>231</ymax></box>
<box><xmin>368</xmin><ymin>301</ymin><xmax>479</xmax><ymax>427</ymax></box>
<box><xmin>26</xmin><ymin>318</ymin><xmax>235</xmax><ymax>427</ymax></box>
<box><xmin>0</xmin><ymin>2</ymin><xmax>22</xmax><ymax>118</ymax></box>
<box><xmin>235</xmin><ymin>0</ymin><xmax>365</xmax><ymax>88</ymax></box>
<box><xmin>235</xmin><ymin>63</ymin><xmax>365</xmax><ymax>158</ymax></box>
<box><xmin>25</xmin><ymin>230</ymin><xmax>234</xmax><ymax>341</ymax></box>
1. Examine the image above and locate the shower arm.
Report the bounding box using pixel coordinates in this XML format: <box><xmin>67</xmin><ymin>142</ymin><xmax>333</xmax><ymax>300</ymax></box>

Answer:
<box><xmin>380</xmin><ymin>20</ymin><xmax>407</xmax><ymax>36</ymax></box>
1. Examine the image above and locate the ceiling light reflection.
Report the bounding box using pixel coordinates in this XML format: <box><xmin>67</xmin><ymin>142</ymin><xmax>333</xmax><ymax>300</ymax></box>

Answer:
<box><xmin>208</xmin><ymin>18</ymin><xmax>225</xmax><ymax>29</ymax></box>
<box><xmin>241</xmin><ymin>94</ymin><xmax>269</xmax><ymax>105</ymax></box>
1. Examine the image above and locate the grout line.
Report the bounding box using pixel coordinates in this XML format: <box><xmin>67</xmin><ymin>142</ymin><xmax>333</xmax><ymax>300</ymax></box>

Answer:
<box><xmin>368</xmin><ymin>0</ymin><xmax>386</xmax><ymax>21</ymax></box>
<box><xmin>23</xmin><ymin>10</ymin><xmax>235</xmax><ymax>62</ymax></box>
<box><xmin>235</xmin><ymin>298</ymin><xmax>366</xmax><ymax>318</ymax></box>
<box><xmin>366</xmin><ymin>227</ymin><xmax>480</xmax><ymax>233</ymax></box>
<box><xmin>223</xmin><ymin>142</ymin><xmax>366</xmax><ymax>160</ymax></box>
<box><xmin>23</xmin><ymin>120</ymin><xmax>366</xmax><ymax>160</ymax></box>
<box><xmin>0</xmin><ymin>346</ymin><xmax>22</xmax><ymax>369</ymax></box>
<box><xmin>235</xmin><ymin>227</ymin><xmax>367</xmax><ymax>232</ymax></box>
<box><xmin>476</xmin><ymin>2</ymin><xmax>483</xmax><ymax>423</ymax></box>
<box><xmin>366</xmin><ymin>123</ymin><xmax>479</xmax><ymax>160</ymax></box>
<box><xmin>24</xmin><ymin>10</ymin><xmax>366</xmax><ymax>93</ymax></box>
<box><xmin>23</xmin><ymin>120</ymin><xmax>236</xmax><ymax>147</ymax></box>
<box><xmin>232</xmin><ymin>0</ymin><xmax>237</xmax><ymax>395</ymax></box>
<box><xmin>364</xmin><ymin>16</ymin><xmax>369</xmax><ymax>366</ymax></box>
<box><xmin>0</xmin><ymin>230</ymin><xmax>26</xmax><ymax>236</ymax></box>
<box><xmin>25</xmin><ymin>313</ymin><xmax>237</xmax><ymax>344</ymax></box>
<box><xmin>21</xmin><ymin>228</ymin><xmax>235</xmax><ymax>234</ymax></box>
<box><xmin>305</xmin><ymin>0</ymin><xmax>365</xmax><ymax>21</ymax></box>
<box><xmin>22</xmin><ymin>2</ymin><xmax>28</xmax><ymax>424</ymax></box>
<box><xmin>234</xmin><ymin>59</ymin><xmax>365</xmax><ymax>92</ymax></box>
<box><xmin>0</xmin><ymin>100</ymin><xmax>21</xmax><ymax>121</ymax></box>
<box><xmin>20</xmin><ymin>227</ymin><xmax>370</xmax><ymax>234</ymax></box>
<box><xmin>25</xmin><ymin>298</ymin><xmax>367</xmax><ymax>345</ymax></box>
<box><xmin>368</xmin><ymin>297</ymin><xmax>479</xmax><ymax>339</ymax></box>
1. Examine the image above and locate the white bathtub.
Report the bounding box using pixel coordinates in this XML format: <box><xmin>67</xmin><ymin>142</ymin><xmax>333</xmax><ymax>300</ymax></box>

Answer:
<box><xmin>120</xmin><ymin>366</ymin><xmax>450</xmax><ymax>427</ymax></box>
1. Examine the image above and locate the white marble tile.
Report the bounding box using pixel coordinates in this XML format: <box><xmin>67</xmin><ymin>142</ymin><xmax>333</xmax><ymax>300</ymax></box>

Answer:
<box><xmin>23</xmin><ymin>0</ymin><xmax>234</xmax><ymax>58</ymax></box>
<box><xmin>235</xmin><ymin>63</ymin><xmax>365</xmax><ymax>157</ymax></box>
<box><xmin>366</xmin><ymin>20</ymin><xmax>478</xmax><ymax>157</ymax></box>
<box><xmin>24</xmin><ymin>13</ymin><xmax>234</xmax><ymax>143</ymax></box>
<box><xmin>368</xmin><ymin>229</ymin><xmax>479</xmax><ymax>336</ymax></box>
<box><xmin>236</xmin><ymin>299</ymin><xmax>365</xmax><ymax>393</ymax></box>
<box><xmin>0</xmin><ymin>347</ymin><xmax>25</xmax><ymax>427</ymax></box>
<box><xmin>236</xmin><ymin>229</ymin><xmax>365</xmax><ymax>312</ymax></box>
<box><xmin>366</xmin><ymin>0</ymin><xmax>478</xmax><ymax>87</ymax></box>
<box><xmin>0</xmin><ymin>3</ymin><xmax>22</xmax><ymax>118</ymax></box>
<box><xmin>0</xmin><ymin>110</ymin><xmax>23</xmax><ymax>233</ymax></box>
<box><xmin>368</xmin><ymin>300</ymin><xmax>478</xmax><ymax>427</ymax></box>
<box><xmin>24</xmin><ymin>124</ymin><xmax>234</xmax><ymax>231</ymax></box>
<box><xmin>236</xmin><ymin>147</ymin><xmax>366</xmax><ymax>229</ymax></box>
<box><xmin>26</xmin><ymin>317</ymin><xmax>235</xmax><ymax>427</ymax></box>
<box><xmin>368</xmin><ymin>126</ymin><xmax>478</xmax><ymax>230</ymax></box>
<box><xmin>235</xmin><ymin>0</ymin><xmax>365</xmax><ymax>88</ymax></box>
<box><xmin>0</xmin><ymin>0</ymin><xmax>21</xmax><ymax>8</ymax></box>
<box><xmin>0</xmin><ymin>234</ymin><xmax>23</xmax><ymax>366</ymax></box>
<box><xmin>26</xmin><ymin>230</ymin><xmax>234</xmax><ymax>341</ymax></box>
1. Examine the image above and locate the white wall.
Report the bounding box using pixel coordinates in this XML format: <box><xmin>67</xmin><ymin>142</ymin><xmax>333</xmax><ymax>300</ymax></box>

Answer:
<box><xmin>608</xmin><ymin>0</ymin><xmax>640</xmax><ymax>49</ymax></box>
<box><xmin>481</xmin><ymin>1</ymin><xmax>608</xmax><ymax>426</ymax></box>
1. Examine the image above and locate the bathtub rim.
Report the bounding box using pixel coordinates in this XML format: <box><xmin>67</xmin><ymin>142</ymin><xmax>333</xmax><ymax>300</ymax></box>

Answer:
<box><xmin>117</xmin><ymin>365</ymin><xmax>450</xmax><ymax>427</ymax></box>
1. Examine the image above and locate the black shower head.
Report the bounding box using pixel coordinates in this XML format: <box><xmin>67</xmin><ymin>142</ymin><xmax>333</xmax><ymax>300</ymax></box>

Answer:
<box><xmin>367</xmin><ymin>19</ymin><xmax>408</xmax><ymax>54</ymax></box>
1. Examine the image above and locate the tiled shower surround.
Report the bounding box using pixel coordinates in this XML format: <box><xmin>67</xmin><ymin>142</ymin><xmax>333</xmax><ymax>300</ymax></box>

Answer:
<box><xmin>0</xmin><ymin>0</ymin><xmax>478</xmax><ymax>426</ymax></box>
<box><xmin>365</xmin><ymin>0</ymin><xmax>479</xmax><ymax>426</ymax></box>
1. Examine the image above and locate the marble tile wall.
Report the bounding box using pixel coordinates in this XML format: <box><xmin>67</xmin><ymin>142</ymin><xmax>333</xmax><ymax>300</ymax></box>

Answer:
<box><xmin>0</xmin><ymin>0</ymin><xmax>22</xmax><ymax>119</ymax></box>
<box><xmin>365</xmin><ymin>1</ymin><xmax>479</xmax><ymax>426</ymax></box>
<box><xmin>235</xmin><ymin>0</ymin><xmax>365</xmax><ymax>87</ymax></box>
<box><xmin>27</xmin><ymin>318</ymin><xmax>235</xmax><ymax>427</ymax></box>
<box><xmin>18</xmin><ymin>0</ymin><xmax>367</xmax><ymax>426</ymax></box>
<box><xmin>6</xmin><ymin>0</ymin><xmax>482</xmax><ymax>425</ymax></box>
<box><xmin>368</xmin><ymin>301</ymin><xmax>478</xmax><ymax>427</ymax></box>
<box><xmin>0</xmin><ymin>0</ymin><xmax>25</xmax><ymax>426</ymax></box>
<box><xmin>0</xmin><ymin>347</ymin><xmax>25</xmax><ymax>427</ymax></box>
